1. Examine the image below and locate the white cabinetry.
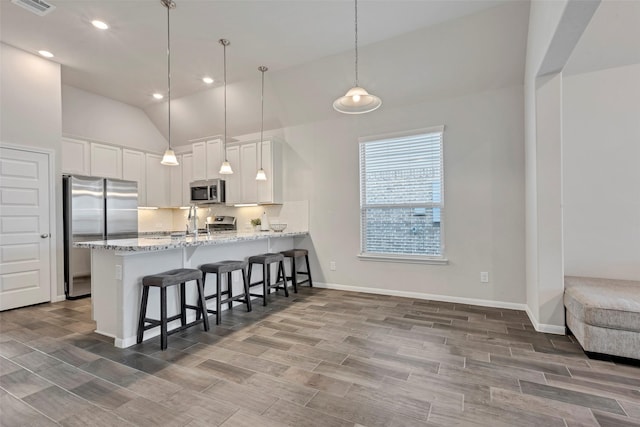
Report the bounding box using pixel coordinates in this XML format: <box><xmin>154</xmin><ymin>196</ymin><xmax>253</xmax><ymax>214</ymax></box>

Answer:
<box><xmin>181</xmin><ymin>153</ymin><xmax>193</xmax><ymax>206</ymax></box>
<box><xmin>224</xmin><ymin>146</ymin><xmax>241</xmax><ymax>205</ymax></box>
<box><xmin>61</xmin><ymin>138</ymin><xmax>90</xmax><ymax>175</ymax></box>
<box><xmin>90</xmin><ymin>143</ymin><xmax>122</xmax><ymax>179</ymax></box>
<box><xmin>191</xmin><ymin>139</ymin><xmax>224</xmax><ymax>181</ymax></box>
<box><xmin>122</xmin><ymin>149</ymin><xmax>146</xmax><ymax>206</ymax></box>
<box><xmin>191</xmin><ymin>142</ymin><xmax>206</xmax><ymax>181</ymax></box>
<box><xmin>257</xmin><ymin>139</ymin><xmax>283</xmax><ymax>204</ymax></box>
<box><xmin>169</xmin><ymin>155</ymin><xmax>184</xmax><ymax>207</ymax></box>
<box><xmin>145</xmin><ymin>154</ymin><xmax>169</xmax><ymax>207</ymax></box>
<box><xmin>225</xmin><ymin>138</ymin><xmax>282</xmax><ymax>205</ymax></box>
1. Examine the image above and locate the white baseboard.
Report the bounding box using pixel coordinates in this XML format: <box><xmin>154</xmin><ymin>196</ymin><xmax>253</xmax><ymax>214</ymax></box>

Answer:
<box><xmin>52</xmin><ymin>294</ymin><xmax>66</xmax><ymax>303</ymax></box>
<box><xmin>314</xmin><ymin>282</ymin><xmax>528</xmax><ymax>311</ymax></box>
<box><xmin>315</xmin><ymin>282</ymin><xmax>566</xmax><ymax>335</ymax></box>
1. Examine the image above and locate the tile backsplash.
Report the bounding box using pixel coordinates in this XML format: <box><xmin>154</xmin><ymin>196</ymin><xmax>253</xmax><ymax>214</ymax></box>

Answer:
<box><xmin>138</xmin><ymin>201</ymin><xmax>309</xmax><ymax>234</ymax></box>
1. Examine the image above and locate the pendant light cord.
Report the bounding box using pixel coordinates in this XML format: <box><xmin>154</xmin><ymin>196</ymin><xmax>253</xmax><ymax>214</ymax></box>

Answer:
<box><xmin>166</xmin><ymin>2</ymin><xmax>172</xmax><ymax>150</ymax></box>
<box><xmin>222</xmin><ymin>40</ymin><xmax>228</xmax><ymax>162</ymax></box>
<box><xmin>259</xmin><ymin>66</ymin><xmax>267</xmax><ymax>170</ymax></box>
<box><xmin>354</xmin><ymin>0</ymin><xmax>358</xmax><ymax>87</ymax></box>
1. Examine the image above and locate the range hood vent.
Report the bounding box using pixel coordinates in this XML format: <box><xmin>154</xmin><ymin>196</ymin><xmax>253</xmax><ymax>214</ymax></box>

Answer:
<box><xmin>11</xmin><ymin>0</ymin><xmax>55</xmax><ymax>16</ymax></box>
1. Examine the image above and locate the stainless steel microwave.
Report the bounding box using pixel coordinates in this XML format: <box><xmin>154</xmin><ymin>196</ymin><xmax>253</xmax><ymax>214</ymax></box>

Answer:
<box><xmin>190</xmin><ymin>179</ymin><xmax>225</xmax><ymax>204</ymax></box>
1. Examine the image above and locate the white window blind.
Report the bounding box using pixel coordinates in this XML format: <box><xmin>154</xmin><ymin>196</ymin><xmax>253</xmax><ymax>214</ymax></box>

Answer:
<box><xmin>359</xmin><ymin>127</ymin><xmax>444</xmax><ymax>258</ymax></box>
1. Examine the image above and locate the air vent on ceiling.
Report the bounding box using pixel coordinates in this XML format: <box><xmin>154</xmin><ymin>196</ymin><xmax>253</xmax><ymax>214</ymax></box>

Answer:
<box><xmin>11</xmin><ymin>0</ymin><xmax>56</xmax><ymax>16</ymax></box>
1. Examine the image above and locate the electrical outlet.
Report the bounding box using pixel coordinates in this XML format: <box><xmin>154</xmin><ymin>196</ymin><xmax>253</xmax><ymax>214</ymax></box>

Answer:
<box><xmin>115</xmin><ymin>265</ymin><xmax>122</xmax><ymax>280</ymax></box>
<box><xmin>330</xmin><ymin>261</ymin><xmax>336</xmax><ymax>271</ymax></box>
<box><xmin>480</xmin><ymin>272</ymin><xmax>489</xmax><ymax>283</ymax></box>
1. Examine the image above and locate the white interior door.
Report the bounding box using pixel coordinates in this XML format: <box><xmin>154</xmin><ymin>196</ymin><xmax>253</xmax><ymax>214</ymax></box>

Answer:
<box><xmin>0</xmin><ymin>146</ymin><xmax>52</xmax><ymax>311</ymax></box>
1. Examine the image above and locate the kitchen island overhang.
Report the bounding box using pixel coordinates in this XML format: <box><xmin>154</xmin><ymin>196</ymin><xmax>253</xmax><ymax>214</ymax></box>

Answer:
<box><xmin>76</xmin><ymin>231</ymin><xmax>308</xmax><ymax>348</ymax></box>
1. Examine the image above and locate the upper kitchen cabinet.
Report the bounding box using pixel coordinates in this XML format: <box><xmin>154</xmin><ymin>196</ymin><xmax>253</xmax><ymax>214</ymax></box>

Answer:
<box><xmin>257</xmin><ymin>139</ymin><xmax>283</xmax><ymax>205</ymax></box>
<box><xmin>191</xmin><ymin>139</ymin><xmax>224</xmax><ymax>181</ymax></box>
<box><xmin>224</xmin><ymin>146</ymin><xmax>241</xmax><ymax>205</ymax></box>
<box><xmin>145</xmin><ymin>154</ymin><xmax>169</xmax><ymax>207</ymax></box>
<box><xmin>169</xmin><ymin>155</ymin><xmax>184</xmax><ymax>207</ymax></box>
<box><xmin>181</xmin><ymin>153</ymin><xmax>193</xmax><ymax>206</ymax></box>
<box><xmin>224</xmin><ymin>138</ymin><xmax>282</xmax><ymax>205</ymax></box>
<box><xmin>122</xmin><ymin>149</ymin><xmax>146</xmax><ymax>206</ymax></box>
<box><xmin>61</xmin><ymin>138</ymin><xmax>90</xmax><ymax>175</ymax></box>
<box><xmin>90</xmin><ymin>143</ymin><xmax>122</xmax><ymax>179</ymax></box>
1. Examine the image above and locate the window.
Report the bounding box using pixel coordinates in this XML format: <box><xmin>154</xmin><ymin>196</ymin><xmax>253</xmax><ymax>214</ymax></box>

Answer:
<box><xmin>359</xmin><ymin>126</ymin><xmax>445</xmax><ymax>262</ymax></box>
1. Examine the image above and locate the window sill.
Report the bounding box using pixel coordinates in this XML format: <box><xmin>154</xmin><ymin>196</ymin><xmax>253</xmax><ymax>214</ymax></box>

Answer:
<box><xmin>358</xmin><ymin>254</ymin><xmax>449</xmax><ymax>265</ymax></box>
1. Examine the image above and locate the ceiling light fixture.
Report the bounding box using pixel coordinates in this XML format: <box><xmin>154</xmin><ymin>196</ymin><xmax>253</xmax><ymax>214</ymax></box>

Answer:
<box><xmin>202</xmin><ymin>76</ymin><xmax>214</xmax><ymax>84</ymax></box>
<box><xmin>38</xmin><ymin>50</ymin><xmax>54</xmax><ymax>58</ymax></box>
<box><xmin>153</xmin><ymin>93</ymin><xmax>164</xmax><ymax>100</ymax></box>
<box><xmin>333</xmin><ymin>0</ymin><xmax>381</xmax><ymax>114</ymax></box>
<box><xmin>218</xmin><ymin>38</ymin><xmax>233</xmax><ymax>175</ymax></box>
<box><xmin>91</xmin><ymin>20</ymin><xmax>109</xmax><ymax>30</ymax></box>
<box><xmin>160</xmin><ymin>0</ymin><xmax>178</xmax><ymax>166</ymax></box>
<box><xmin>256</xmin><ymin>66</ymin><xmax>268</xmax><ymax>181</ymax></box>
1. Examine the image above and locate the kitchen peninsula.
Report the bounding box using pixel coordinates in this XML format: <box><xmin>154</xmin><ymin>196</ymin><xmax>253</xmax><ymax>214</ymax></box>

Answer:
<box><xmin>76</xmin><ymin>230</ymin><xmax>308</xmax><ymax>348</ymax></box>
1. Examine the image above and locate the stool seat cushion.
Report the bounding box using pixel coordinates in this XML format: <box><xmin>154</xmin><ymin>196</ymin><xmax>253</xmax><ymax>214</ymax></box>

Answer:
<box><xmin>248</xmin><ymin>253</ymin><xmax>284</xmax><ymax>264</ymax></box>
<box><xmin>201</xmin><ymin>260</ymin><xmax>247</xmax><ymax>274</ymax></box>
<box><xmin>142</xmin><ymin>268</ymin><xmax>202</xmax><ymax>287</ymax></box>
<box><xmin>281</xmin><ymin>249</ymin><xmax>308</xmax><ymax>258</ymax></box>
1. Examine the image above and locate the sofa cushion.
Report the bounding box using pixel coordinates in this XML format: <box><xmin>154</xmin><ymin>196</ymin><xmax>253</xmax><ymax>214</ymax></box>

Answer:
<box><xmin>564</xmin><ymin>276</ymin><xmax>640</xmax><ymax>332</ymax></box>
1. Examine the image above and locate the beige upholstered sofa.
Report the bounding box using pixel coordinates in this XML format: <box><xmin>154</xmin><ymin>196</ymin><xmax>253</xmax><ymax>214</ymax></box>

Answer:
<box><xmin>564</xmin><ymin>276</ymin><xmax>640</xmax><ymax>360</ymax></box>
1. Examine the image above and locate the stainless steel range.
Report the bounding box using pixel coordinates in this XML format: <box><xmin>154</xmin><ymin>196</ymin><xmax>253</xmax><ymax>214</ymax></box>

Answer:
<box><xmin>207</xmin><ymin>216</ymin><xmax>236</xmax><ymax>232</ymax></box>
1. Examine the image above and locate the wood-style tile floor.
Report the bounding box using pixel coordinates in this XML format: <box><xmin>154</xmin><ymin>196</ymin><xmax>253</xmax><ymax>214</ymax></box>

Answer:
<box><xmin>1</xmin><ymin>287</ymin><xmax>639</xmax><ymax>426</ymax></box>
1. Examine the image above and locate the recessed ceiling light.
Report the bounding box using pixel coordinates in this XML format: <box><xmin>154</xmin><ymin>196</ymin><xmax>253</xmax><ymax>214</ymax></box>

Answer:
<box><xmin>152</xmin><ymin>93</ymin><xmax>164</xmax><ymax>100</ymax></box>
<box><xmin>38</xmin><ymin>50</ymin><xmax>54</xmax><ymax>58</ymax></box>
<box><xmin>202</xmin><ymin>77</ymin><xmax>214</xmax><ymax>84</ymax></box>
<box><xmin>92</xmin><ymin>20</ymin><xmax>109</xmax><ymax>30</ymax></box>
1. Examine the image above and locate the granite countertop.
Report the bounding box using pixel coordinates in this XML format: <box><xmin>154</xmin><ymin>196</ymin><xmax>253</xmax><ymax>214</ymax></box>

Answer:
<box><xmin>74</xmin><ymin>230</ymin><xmax>308</xmax><ymax>252</ymax></box>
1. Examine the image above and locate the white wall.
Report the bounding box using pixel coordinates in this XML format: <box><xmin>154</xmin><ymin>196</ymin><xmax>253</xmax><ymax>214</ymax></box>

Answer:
<box><xmin>0</xmin><ymin>43</ymin><xmax>64</xmax><ymax>297</ymax></box>
<box><xmin>283</xmin><ymin>84</ymin><xmax>526</xmax><ymax>306</ymax></box>
<box><xmin>62</xmin><ymin>85</ymin><xmax>167</xmax><ymax>153</ymax></box>
<box><xmin>563</xmin><ymin>64</ymin><xmax>640</xmax><ymax>280</ymax></box>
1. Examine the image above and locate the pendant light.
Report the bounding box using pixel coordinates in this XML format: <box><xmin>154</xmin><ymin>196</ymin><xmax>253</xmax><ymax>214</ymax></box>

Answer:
<box><xmin>333</xmin><ymin>0</ymin><xmax>381</xmax><ymax>114</ymax></box>
<box><xmin>160</xmin><ymin>0</ymin><xmax>179</xmax><ymax>166</ymax></box>
<box><xmin>218</xmin><ymin>38</ymin><xmax>233</xmax><ymax>175</ymax></box>
<box><xmin>255</xmin><ymin>66</ymin><xmax>268</xmax><ymax>181</ymax></box>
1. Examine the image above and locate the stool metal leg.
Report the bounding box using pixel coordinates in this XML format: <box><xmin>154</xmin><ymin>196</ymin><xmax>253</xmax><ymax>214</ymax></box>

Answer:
<box><xmin>263</xmin><ymin>263</ymin><xmax>269</xmax><ymax>306</ymax></box>
<box><xmin>305</xmin><ymin>254</ymin><xmax>313</xmax><ymax>287</ymax></box>
<box><xmin>137</xmin><ymin>286</ymin><xmax>150</xmax><ymax>344</ymax></box>
<box><xmin>290</xmin><ymin>257</ymin><xmax>298</xmax><ymax>293</ymax></box>
<box><xmin>216</xmin><ymin>273</ymin><xmax>222</xmax><ymax>325</ymax></box>
<box><xmin>180</xmin><ymin>282</ymin><xmax>187</xmax><ymax>327</ymax></box>
<box><xmin>242</xmin><ymin>269</ymin><xmax>252</xmax><ymax>312</ymax></box>
<box><xmin>279</xmin><ymin>261</ymin><xmax>289</xmax><ymax>297</ymax></box>
<box><xmin>196</xmin><ymin>278</ymin><xmax>210</xmax><ymax>331</ymax></box>
<box><xmin>227</xmin><ymin>272</ymin><xmax>233</xmax><ymax>310</ymax></box>
<box><xmin>160</xmin><ymin>287</ymin><xmax>168</xmax><ymax>350</ymax></box>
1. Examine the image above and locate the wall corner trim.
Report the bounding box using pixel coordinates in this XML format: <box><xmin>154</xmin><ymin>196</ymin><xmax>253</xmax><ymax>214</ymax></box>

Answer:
<box><xmin>525</xmin><ymin>305</ymin><xmax>566</xmax><ymax>335</ymax></box>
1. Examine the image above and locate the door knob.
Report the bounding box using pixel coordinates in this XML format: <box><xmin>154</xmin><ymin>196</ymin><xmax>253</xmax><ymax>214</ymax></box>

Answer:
<box><xmin>40</xmin><ymin>233</ymin><xmax>50</xmax><ymax>238</ymax></box>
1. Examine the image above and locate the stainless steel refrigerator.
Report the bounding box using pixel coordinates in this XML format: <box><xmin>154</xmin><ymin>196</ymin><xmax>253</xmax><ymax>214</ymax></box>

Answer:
<box><xmin>63</xmin><ymin>175</ymin><xmax>138</xmax><ymax>299</ymax></box>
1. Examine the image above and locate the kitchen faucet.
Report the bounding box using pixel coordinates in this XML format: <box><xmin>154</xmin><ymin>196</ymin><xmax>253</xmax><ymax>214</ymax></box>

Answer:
<box><xmin>187</xmin><ymin>204</ymin><xmax>198</xmax><ymax>238</ymax></box>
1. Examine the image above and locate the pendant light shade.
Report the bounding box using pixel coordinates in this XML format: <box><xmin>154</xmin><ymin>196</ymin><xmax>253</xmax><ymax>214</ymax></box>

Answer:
<box><xmin>161</xmin><ymin>148</ymin><xmax>179</xmax><ymax>166</ymax></box>
<box><xmin>333</xmin><ymin>0</ymin><xmax>381</xmax><ymax>114</ymax></box>
<box><xmin>218</xmin><ymin>38</ymin><xmax>233</xmax><ymax>175</ymax></box>
<box><xmin>160</xmin><ymin>0</ymin><xmax>179</xmax><ymax>165</ymax></box>
<box><xmin>256</xmin><ymin>65</ymin><xmax>268</xmax><ymax>181</ymax></box>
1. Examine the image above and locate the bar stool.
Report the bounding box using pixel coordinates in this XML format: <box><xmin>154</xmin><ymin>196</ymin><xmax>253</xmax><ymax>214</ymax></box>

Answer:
<box><xmin>247</xmin><ymin>253</ymin><xmax>288</xmax><ymax>306</ymax></box>
<box><xmin>280</xmin><ymin>249</ymin><xmax>313</xmax><ymax>293</ymax></box>
<box><xmin>137</xmin><ymin>268</ymin><xmax>209</xmax><ymax>350</ymax></box>
<box><xmin>199</xmin><ymin>260</ymin><xmax>252</xmax><ymax>325</ymax></box>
